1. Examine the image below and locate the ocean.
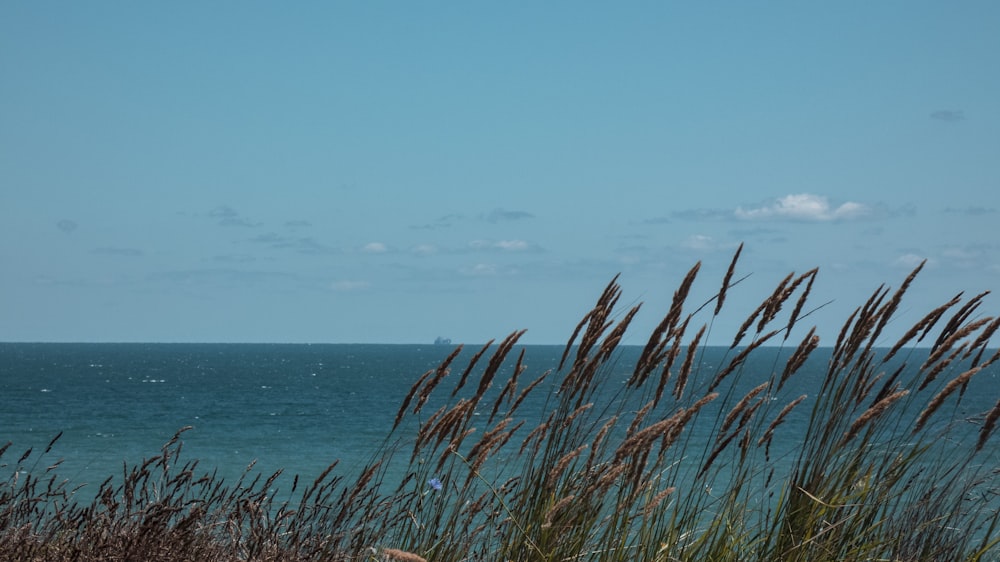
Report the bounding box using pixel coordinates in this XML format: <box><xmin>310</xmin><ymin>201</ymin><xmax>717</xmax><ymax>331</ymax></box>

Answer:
<box><xmin>2</xmin><ymin>342</ymin><xmax>998</xmax><ymax>496</ymax></box>
<box><xmin>1</xmin><ymin>343</ymin><xmax>476</xmax><ymax>487</ymax></box>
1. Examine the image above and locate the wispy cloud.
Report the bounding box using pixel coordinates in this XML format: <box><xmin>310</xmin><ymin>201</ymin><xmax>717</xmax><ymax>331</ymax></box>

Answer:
<box><xmin>888</xmin><ymin>244</ymin><xmax>999</xmax><ymax>273</ymax></box>
<box><xmin>640</xmin><ymin>216</ymin><xmax>671</xmax><ymax>225</ymax></box>
<box><xmin>57</xmin><ymin>219</ymin><xmax>78</xmax><ymax>233</ymax></box>
<box><xmin>411</xmin><ymin>244</ymin><xmax>438</xmax><ymax>256</ymax></box>
<box><xmin>673</xmin><ymin>194</ymin><xmax>878</xmax><ymax>223</ymax></box>
<box><xmin>939</xmin><ymin>243</ymin><xmax>1000</xmax><ymax>270</ymax></box>
<box><xmin>283</xmin><ymin>238</ymin><xmax>339</xmax><ymax>255</ymax></box>
<box><xmin>942</xmin><ymin>246</ymin><xmax>981</xmax><ymax>262</ymax></box>
<box><xmin>330</xmin><ymin>280</ymin><xmax>370</xmax><ymax>291</ymax></box>
<box><xmin>250</xmin><ymin>232</ymin><xmax>283</xmax><ymax>244</ymax></box>
<box><xmin>361</xmin><ymin>242</ymin><xmax>388</xmax><ymax>253</ymax></box>
<box><xmin>944</xmin><ymin>206</ymin><xmax>996</xmax><ymax>216</ymax></box>
<box><xmin>888</xmin><ymin>203</ymin><xmax>917</xmax><ymax>218</ymax></box>
<box><xmin>411</xmin><ymin>214</ymin><xmax>465</xmax><ymax>230</ymax></box>
<box><xmin>459</xmin><ymin>263</ymin><xmax>518</xmax><ymax>276</ymax></box>
<box><xmin>494</xmin><ymin>239</ymin><xmax>530</xmax><ymax>251</ymax></box>
<box><xmin>149</xmin><ymin>268</ymin><xmax>301</xmax><ymax>290</ymax></box>
<box><xmin>484</xmin><ymin>208</ymin><xmax>534</xmax><ymax>223</ymax></box>
<box><xmin>213</xmin><ymin>254</ymin><xmax>256</xmax><ymax>264</ymax></box>
<box><xmin>92</xmin><ymin>247</ymin><xmax>143</xmax><ymax>257</ymax></box>
<box><xmin>892</xmin><ymin>253</ymin><xmax>930</xmax><ymax>269</ymax></box>
<box><xmin>210</xmin><ymin>206</ymin><xmax>262</xmax><ymax>227</ymax></box>
<box><xmin>735</xmin><ymin>194</ymin><xmax>869</xmax><ymax>222</ymax></box>
<box><xmin>671</xmin><ymin>208</ymin><xmax>734</xmax><ymax>222</ymax></box>
<box><xmin>412</xmin><ymin>209</ymin><xmax>533</xmax><ymax>230</ymax></box>
<box><xmin>249</xmin><ymin>232</ymin><xmax>338</xmax><ymax>254</ymax></box>
<box><xmin>729</xmin><ymin>226</ymin><xmax>783</xmax><ymax>238</ymax></box>
<box><xmin>930</xmin><ymin>110</ymin><xmax>964</xmax><ymax>122</ymax></box>
<box><xmin>468</xmin><ymin>239</ymin><xmax>539</xmax><ymax>252</ymax></box>
<box><xmin>679</xmin><ymin>234</ymin><xmax>719</xmax><ymax>251</ymax></box>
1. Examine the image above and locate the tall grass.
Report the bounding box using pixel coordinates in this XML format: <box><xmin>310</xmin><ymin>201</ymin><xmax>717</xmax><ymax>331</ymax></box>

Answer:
<box><xmin>3</xmin><ymin>246</ymin><xmax>1000</xmax><ymax>561</ymax></box>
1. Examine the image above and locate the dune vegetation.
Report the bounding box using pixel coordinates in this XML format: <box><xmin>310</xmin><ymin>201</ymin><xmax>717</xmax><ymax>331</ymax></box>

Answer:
<box><xmin>3</xmin><ymin>245</ymin><xmax>1000</xmax><ymax>561</ymax></box>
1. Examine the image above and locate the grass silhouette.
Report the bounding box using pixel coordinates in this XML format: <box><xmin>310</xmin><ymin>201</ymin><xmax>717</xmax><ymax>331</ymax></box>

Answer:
<box><xmin>3</xmin><ymin>245</ymin><xmax>1000</xmax><ymax>561</ymax></box>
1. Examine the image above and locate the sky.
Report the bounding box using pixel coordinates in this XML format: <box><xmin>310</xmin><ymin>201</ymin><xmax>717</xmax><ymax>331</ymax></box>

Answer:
<box><xmin>2</xmin><ymin>2</ymin><xmax>998</xmax><ymax>346</ymax></box>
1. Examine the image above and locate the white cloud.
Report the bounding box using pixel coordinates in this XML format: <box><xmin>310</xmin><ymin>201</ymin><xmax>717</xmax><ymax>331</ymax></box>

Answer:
<box><xmin>834</xmin><ymin>201</ymin><xmax>867</xmax><ymax>217</ymax></box>
<box><xmin>361</xmin><ymin>242</ymin><xmax>388</xmax><ymax>253</ymax></box>
<box><xmin>680</xmin><ymin>234</ymin><xmax>715</xmax><ymax>251</ymax></box>
<box><xmin>412</xmin><ymin>244</ymin><xmax>438</xmax><ymax>255</ymax></box>
<box><xmin>891</xmin><ymin>253</ymin><xmax>929</xmax><ymax>269</ymax></box>
<box><xmin>735</xmin><ymin>194</ymin><xmax>869</xmax><ymax>222</ymax></box>
<box><xmin>469</xmin><ymin>239</ymin><xmax>532</xmax><ymax>251</ymax></box>
<box><xmin>940</xmin><ymin>245</ymin><xmax>992</xmax><ymax>269</ymax></box>
<box><xmin>331</xmin><ymin>280</ymin><xmax>370</xmax><ymax>291</ymax></box>
<box><xmin>463</xmin><ymin>263</ymin><xmax>498</xmax><ymax>276</ymax></box>
<box><xmin>941</xmin><ymin>247</ymin><xmax>979</xmax><ymax>261</ymax></box>
<box><xmin>494</xmin><ymin>239</ymin><xmax>529</xmax><ymax>251</ymax></box>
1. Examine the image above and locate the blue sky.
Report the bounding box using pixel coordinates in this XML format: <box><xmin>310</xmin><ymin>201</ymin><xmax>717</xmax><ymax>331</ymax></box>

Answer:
<box><xmin>2</xmin><ymin>2</ymin><xmax>998</xmax><ymax>345</ymax></box>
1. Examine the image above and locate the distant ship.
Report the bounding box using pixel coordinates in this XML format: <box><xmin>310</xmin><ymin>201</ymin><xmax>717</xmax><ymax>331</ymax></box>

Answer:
<box><xmin>434</xmin><ymin>337</ymin><xmax>452</xmax><ymax>345</ymax></box>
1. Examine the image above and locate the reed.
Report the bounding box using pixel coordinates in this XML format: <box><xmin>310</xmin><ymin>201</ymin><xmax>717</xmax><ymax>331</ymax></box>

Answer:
<box><xmin>3</xmin><ymin>247</ymin><xmax>1000</xmax><ymax>561</ymax></box>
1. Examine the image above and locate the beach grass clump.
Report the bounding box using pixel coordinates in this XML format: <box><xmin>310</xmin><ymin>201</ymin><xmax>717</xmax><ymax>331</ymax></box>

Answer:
<box><xmin>3</xmin><ymin>245</ymin><xmax>1000</xmax><ymax>560</ymax></box>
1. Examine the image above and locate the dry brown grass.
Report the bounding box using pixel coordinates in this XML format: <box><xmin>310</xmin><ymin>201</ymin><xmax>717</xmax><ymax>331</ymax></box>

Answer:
<box><xmin>3</xmin><ymin>247</ymin><xmax>1000</xmax><ymax>561</ymax></box>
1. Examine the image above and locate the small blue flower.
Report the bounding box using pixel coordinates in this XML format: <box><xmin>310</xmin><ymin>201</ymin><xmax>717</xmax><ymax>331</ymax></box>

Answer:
<box><xmin>427</xmin><ymin>477</ymin><xmax>443</xmax><ymax>492</ymax></box>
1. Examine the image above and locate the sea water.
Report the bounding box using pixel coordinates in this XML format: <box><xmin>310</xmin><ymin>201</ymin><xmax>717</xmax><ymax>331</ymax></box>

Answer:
<box><xmin>1</xmin><ymin>343</ymin><xmax>469</xmax><ymax>487</ymax></box>
<box><xmin>2</xmin><ymin>343</ymin><xmax>998</xmax><ymax>496</ymax></box>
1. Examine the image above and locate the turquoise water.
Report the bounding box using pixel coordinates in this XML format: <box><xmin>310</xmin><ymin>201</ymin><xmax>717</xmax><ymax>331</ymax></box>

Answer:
<box><xmin>1</xmin><ymin>343</ymin><xmax>460</xmax><ymax>485</ymax></box>
<box><xmin>2</xmin><ymin>342</ymin><xmax>998</xmax><ymax>494</ymax></box>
